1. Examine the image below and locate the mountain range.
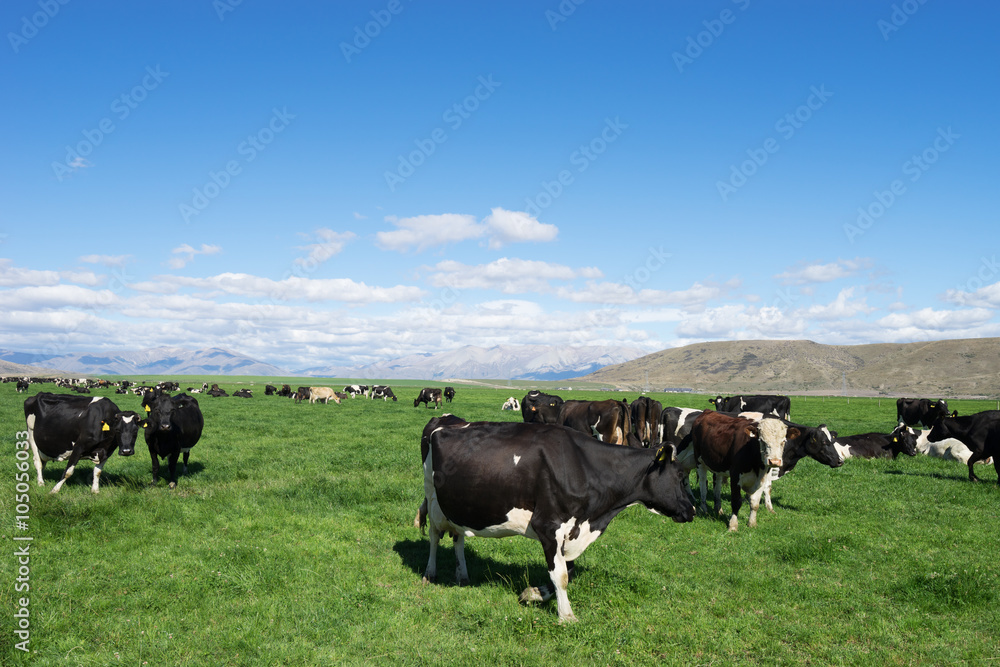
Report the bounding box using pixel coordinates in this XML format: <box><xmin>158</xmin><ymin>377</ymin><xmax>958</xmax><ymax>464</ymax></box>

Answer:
<box><xmin>0</xmin><ymin>347</ymin><xmax>287</xmax><ymax>377</ymax></box>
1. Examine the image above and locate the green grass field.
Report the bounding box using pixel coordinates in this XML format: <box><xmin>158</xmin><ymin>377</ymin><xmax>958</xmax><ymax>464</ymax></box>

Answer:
<box><xmin>2</xmin><ymin>380</ymin><xmax>999</xmax><ymax>665</ymax></box>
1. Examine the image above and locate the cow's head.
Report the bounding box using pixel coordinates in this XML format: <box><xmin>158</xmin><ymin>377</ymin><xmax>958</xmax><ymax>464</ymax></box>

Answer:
<box><xmin>106</xmin><ymin>410</ymin><xmax>142</xmax><ymax>456</ymax></box>
<box><xmin>756</xmin><ymin>418</ymin><xmax>791</xmax><ymax>468</ymax></box>
<box><xmin>709</xmin><ymin>396</ymin><xmax>723</xmax><ymax>409</ymax></box>
<box><xmin>889</xmin><ymin>424</ymin><xmax>919</xmax><ymax>458</ymax></box>
<box><xmin>144</xmin><ymin>392</ymin><xmax>177</xmax><ymax>432</ymax></box>
<box><xmin>645</xmin><ymin>448</ymin><xmax>696</xmax><ymax>523</ymax></box>
<box><xmin>802</xmin><ymin>425</ymin><xmax>842</xmax><ymax>468</ymax></box>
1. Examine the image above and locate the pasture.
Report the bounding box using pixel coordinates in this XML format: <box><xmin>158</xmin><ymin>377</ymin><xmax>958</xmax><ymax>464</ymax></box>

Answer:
<box><xmin>2</xmin><ymin>381</ymin><xmax>998</xmax><ymax>665</ymax></box>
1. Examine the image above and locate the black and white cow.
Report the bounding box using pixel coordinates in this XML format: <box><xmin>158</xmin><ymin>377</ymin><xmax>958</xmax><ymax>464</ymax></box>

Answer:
<box><xmin>23</xmin><ymin>393</ymin><xmax>141</xmax><ymax>493</ymax></box>
<box><xmin>414</xmin><ymin>388</ymin><xmax>443</xmax><ymax>409</ymax></box>
<box><xmin>370</xmin><ymin>385</ymin><xmax>397</xmax><ymax>401</ymax></box>
<box><xmin>16</xmin><ymin>378</ymin><xmax>29</xmax><ymax>393</ymax></box>
<box><xmin>924</xmin><ymin>411</ymin><xmax>1000</xmax><ymax>483</ymax></box>
<box><xmin>709</xmin><ymin>395</ymin><xmax>791</xmax><ymax>420</ymax></box>
<box><xmin>416</xmin><ymin>419</ymin><xmax>695</xmax><ymax>622</ymax></box>
<box><xmin>232</xmin><ymin>388</ymin><xmax>253</xmax><ymax>398</ymax></box>
<box><xmin>521</xmin><ymin>391</ymin><xmax>564</xmax><ymax>424</ymax></box>
<box><xmin>345</xmin><ymin>384</ymin><xmax>369</xmax><ymax>398</ymax></box>
<box><xmin>501</xmin><ymin>396</ymin><xmax>521</xmax><ymax>411</ymax></box>
<box><xmin>834</xmin><ymin>424</ymin><xmax>919</xmax><ymax>460</ymax></box>
<box><xmin>896</xmin><ymin>398</ymin><xmax>952</xmax><ymax>427</ymax></box>
<box><xmin>142</xmin><ymin>391</ymin><xmax>204</xmax><ymax>489</ymax></box>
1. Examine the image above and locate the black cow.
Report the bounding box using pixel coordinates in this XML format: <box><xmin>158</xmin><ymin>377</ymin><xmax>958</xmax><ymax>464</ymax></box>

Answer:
<box><xmin>630</xmin><ymin>396</ymin><xmax>662</xmax><ymax>447</ymax></box>
<box><xmin>371</xmin><ymin>385</ymin><xmax>397</xmax><ymax>401</ymax></box>
<box><xmin>23</xmin><ymin>393</ymin><xmax>141</xmax><ymax>493</ymax></box>
<box><xmin>925</xmin><ymin>411</ymin><xmax>1000</xmax><ymax>483</ymax></box>
<box><xmin>416</xmin><ymin>420</ymin><xmax>694</xmax><ymax>622</ymax></box>
<box><xmin>16</xmin><ymin>379</ymin><xmax>29</xmax><ymax>392</ymax></box>
<box><xmin>443</xmin><ymin>386</ymin><xmax>455</xmax><ymax>403</ymax></box>
<box><xmin>265</xmin><ymin>384</ymin><xmax>277</xmax><ymax>396</ymax></box>
<box><xmin>521</xmin><ymin>391</ymin><xmax>564</xmax><ymax>424</ymax></box>
<box><xmin>233</xmin><ymin>388</ymin><xmax>253</xmax><ymax>398</ymax></box>
<box><xmin>294</xmin><ymin>387</ymin><xmax>310</xmax><ymax>403</ymax></box>
<box><xmin>709</xmin><ymin>395</ymin><xmax>791</xmax><ymax>420</ymax></box>
<box><xmin>143</xmin><ymin>392</ymin><xmax>204</xmax><ymax>489</ymax></box>
<box><xmin>414</xmin><ymin>388</ymin><xmax>443</xmax><ymax>409</ymax></box>
<box><xmin>896</xmin><ymin>398</ymin><xmax>952</xmax><ymax>427</ymax></box>
<box><xmin>277</xmin><ymin>384</ymin><xmax>293</xmax><ymax>397</ymax></box>
<box><xmin>834</xmin><ymin>424</ymin><xmax>919</xmax><ymax>460</ymax></box>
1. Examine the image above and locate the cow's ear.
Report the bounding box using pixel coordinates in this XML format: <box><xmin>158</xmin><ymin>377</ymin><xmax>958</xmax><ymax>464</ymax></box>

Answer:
<box><xmin>744</xmin><ymin>426</ymin><xmax>756</xmax><ymax>438</ymax></box>
<box><xmin>786</xmin><ymin>428</ymin><xmax>800</xmax><ymax>440</ymax></box>
<box><xmin>101</xmin><ymin>421</ymin><xmax>110</xmax><ymax>432</ymax></box>
<box><xmin>951</xmin><ymin>411</ymin><xmax>958</xmax><ymax>417</ymax></box>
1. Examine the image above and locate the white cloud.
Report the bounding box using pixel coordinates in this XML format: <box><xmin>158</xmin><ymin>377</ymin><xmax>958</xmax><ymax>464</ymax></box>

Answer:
<box><xmin>802</xmin><ymin>287</ymin><xmax>874</xmax><ymax>320</ymax></box>
<box><xmin>168</xmin><ymin>243</ymin><xmax>222</xmax><ymax>269</ymax></box>
<box><xmin>774</xmin><ymin>258</ymin><xmax>872</xmax><ymax>286</ymax></box>
<box><xmin>353</xmin><ymin>212</ymin><xmax>367</xmax><ymax>220</ymax></box>
<box><xmin>942</xmin><ymin>280</ymin><xmax>1000</xmax><ymax>309</ymax></box>
<box><xmin>375</xmin><ymin>214</ymin><xmax>483</xmax><ymax>252</ymax></box>
<box><xmin>294</xmin><ymin>229</ymin><xmax>356</xmax><ymax>267</ymax></box>
<box><xmin>428</xmin><ymin>258</ymin><xmax>601</xmax><ymax>293</ymax></box>
<box><xmin>161</xmin><ymin>272</ymin><xmax>424</xmax><ymax>304</ymax></box>
<box><xmin>80</xmin><ymin>254</ymin><xmax>131</xmax><ymax>268</ymax></box>
<box><xmin>376</xmin><ymin>208</ymin><xmax>559</xmax><ymax>253</ymax></box>
<box><xmin>482</xmin><ymin>208</ymin><xmax>558</xmax><ymax>248</ymax></box>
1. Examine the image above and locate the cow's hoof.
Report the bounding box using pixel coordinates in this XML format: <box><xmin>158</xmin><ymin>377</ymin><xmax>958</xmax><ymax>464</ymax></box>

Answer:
<box><xmin>519</xmin><ymin>587</ymin><xmax>543</xmax><ymax>603</ymax></box>
<box><xmin>558</xmin><ymin>613</ymin><xmax>579</xmax><ymax>624</ymax></box>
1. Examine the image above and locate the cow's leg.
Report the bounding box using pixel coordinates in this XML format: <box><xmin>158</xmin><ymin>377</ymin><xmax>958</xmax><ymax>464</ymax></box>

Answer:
<box><xmin>423</xmin><ymin>523</ymin><xmax>441</xmax><ymax>583</ymax></box>
<box><xmin>453</xmin><ymin>534</ymin><xmax>469</xmax><ymax>586</ymax></box>
<box><xmin>713</xmin><ymin>473</ymin><xmax>727</xmax><ymax>516</ymax></box>
<box><xmin>25</xmin><ymin>414</ymin><xmax>45</xmax><ymax>486</ymax></box>
<box><xmin>747</xmin><ymin>480</ymin><xmax>767</xmax><ymax>528</ymax></box>
<box><xmin>50</xmin><ymin>448</ymin><xmax>84</xmax><ymax>494</ymax></box>
<box><xmin>91</xmin><ymin>459</ymin><xmax>106</xmax><ymax>493</ymax></box>
<box><xmin>696</xmin><ymin>465</ymin><xmax>709</xmax><ymax>514</ymax></box>
<box><xmin>968</xmin><ymin>451</ymin><xmax>985</xmax><ymax>482</ymax></box>
<box><xmin>167</xmin><ymin>450</ymin><xmax>180</xmax><ymax>489</ymax></box>
<box><xmin>149</xmin><ymin>446</ymin><xmax>160</xmax><ymax>486</ymax></box>
<box><xmin>181</xmin><ymin>448</ymin><xmax>192</xmax><ymax>475</ymax></box>
<box><xmin>728</xmin><ymin>474</ymin><xmax>743</xmax><ymax>531</ymax></box>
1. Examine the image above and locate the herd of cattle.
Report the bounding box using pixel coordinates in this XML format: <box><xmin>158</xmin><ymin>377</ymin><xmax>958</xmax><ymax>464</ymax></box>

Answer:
<box><xmin>418</xmin><ymin>392</ymin><xmax>1000</xmax><ymax>621</ymax></box>
<box><xmin>13</xmin><ymin>375</ymin><xmax>1000</xmax><ymax>623</ymax></box>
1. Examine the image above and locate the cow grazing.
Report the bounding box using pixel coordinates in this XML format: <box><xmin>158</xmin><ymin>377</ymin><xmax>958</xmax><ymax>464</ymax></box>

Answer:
<box><xmin>924</xmin><ymin>411</ymin><xmax>1000</xmax><ymax>483</ymax></box>
<box><xmin>370</xmin><ymin>385</ymin><xmax>397</xmax><ymax>401</ymax></box>
<box><xmin>630</xmin><ymin>396</ymin><xmax>663</xmax><ymax>447</ymax></box>
<box><xmin>709</xmin><ymin>395</ymin><xmax>791</xmax><ymax>420</ymax></box>
<box><xmin>689</xmin><ymin>411</ymin><xmax>796</xmax><ymax>531</ymax></box>
<box><xmin>521</xmin><ymin>391</ymin><xmax>564</xmax><ymax>424</ymax></box>
<box><xmin>345</xmin><ymin>384</ymin><xmax>369</xmax><ymax>398</ymax></box>
<box><xmin>309</xmin><ymin>387</ymin><xmax>340</xmax><ymax>404</ymax></box>
<box><xmin>23</xmin><ymin>393</ymin><xmax>141</xmax><ymax>493</ymax></box>
<box><xmin>417</xmin><ymin>420</ymin><xmax>695</xmax><ymax>622</ymax></box>
<box><xmin>896</xmin><ymin>398</ymin><xmax>952</xmax><ymax>427</ymax></box>
<box><xmin>414</xmin><ymin>387</ymin><xmax>443</xmax><ymax>409</ymax></box>
<box><xmin>558</xmin><ymin>399</ymin><xmax>632</xmax><ymax>445</ymax></box>
<box><xmin>143</xmin><ymin>391</ymin><xmax>204</xmax><ymax>489</ymax></box>
<box><xmin>264</xmin><ymin>384</ymin><xmax>277</xmax><ymax>396</ymax></box>
<box><xmin>501</xmin><ymin>396</ymin><xmax>521</xmax><ymax>411</ymax></box>
<box><xmin>443</xmin><ymin>386</ymin><xmax>455</xmax><ymax>403</ymax></box>
<box><xmin>834</xmin><ymin>425</ymin><xmax>919</xmax><ymax>460</ymax></box>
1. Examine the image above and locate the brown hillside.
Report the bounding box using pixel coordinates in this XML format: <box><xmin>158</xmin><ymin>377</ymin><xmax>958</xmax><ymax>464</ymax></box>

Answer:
<box><xmin>580</xmin><ymin>338</ymin><xmax>1000</xmax><ymax>398</ymax></box>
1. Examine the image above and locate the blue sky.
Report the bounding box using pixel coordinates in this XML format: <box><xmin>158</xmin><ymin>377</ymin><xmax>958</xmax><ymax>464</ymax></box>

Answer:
<box><xmin>2</xmin><ymin>0</ymin><xmax>998</xmax><ymax>370</ymax></box>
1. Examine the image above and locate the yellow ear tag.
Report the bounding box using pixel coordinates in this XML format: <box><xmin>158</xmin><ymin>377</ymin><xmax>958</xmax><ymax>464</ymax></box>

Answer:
<box><xmin>656</xmin><ymin>447</ymin><xmax>669</xmax><ymax>463</ymax></box>
<box><xmin>144</xmin><ymin>405</ymin><xmax>151</xmax><ymax>413</ymax></box>
<box><xmin>893</xmin><ymin>437</ymin><xmax>898</xmax><ymax>442</ymax></box>
<box><xmin>101</xmin><ymin>422</ymin><xmax>110</xmax><ymax>431</ymax></box>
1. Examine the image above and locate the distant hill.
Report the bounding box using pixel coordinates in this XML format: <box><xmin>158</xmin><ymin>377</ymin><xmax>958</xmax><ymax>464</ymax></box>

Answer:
<box><xmin>0</xmin><ymin>347</ymin><xmax>289</xmax><ymax>377</ymax></box>
<box><xmin>0</xmin><ymin>359</ymin><xmax>68</xmax><ymax>378</ymax></box>
<box><xmin>580</xmin><ymin>338</ymin><xmax>1000</xmax><ymax>398</ymax></box>
<box><xmin>298</xmin><ymin>344</ymin><xmax>646</xmax><ymax>381</ymax></box>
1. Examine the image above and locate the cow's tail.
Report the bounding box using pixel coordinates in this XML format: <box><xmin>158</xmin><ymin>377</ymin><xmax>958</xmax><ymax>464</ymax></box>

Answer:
<box><xmin>414</xmin><ymin>498</ymin><xmax>428</xmax><ymax>534</ymax></box>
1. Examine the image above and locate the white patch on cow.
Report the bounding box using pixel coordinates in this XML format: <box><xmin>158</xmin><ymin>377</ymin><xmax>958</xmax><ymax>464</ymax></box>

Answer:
<box><xmin>513</xmin><ymin>455</ymin><xmax>521</xmax><ymax>466</ymax></box>
<box><xmin>462</xmin><ymin>507</ymin><xmax>536</xmax><ymax>539</ymax></box>
<box><xmin>556</xmin><ymin>517</ymin><xmax>602</xmax><ymax>561</ymax></box>
<box><xmin>913</xmin><ymin>429</ymin><xmax>987</xmax><ymax>464</ymax></box>
<box><xmin>757</xmin><ymin>418</ymin><xmax>787</xmax><ymax>467</ymax></box>
<box><xmin>121</xmin><ymin>415</ymin><xmax>135</xmax><ymax>423</ymax></box>
<box><xmin>591</xmin><ymin>415</ymin><xmax>603</xmax><ymax>441</ymax></box>
<box><xmin>739</xmin><ymin>398</ymin><xmax>746</xmax><ymax>410</ymax></box>
<box><xmin>738</xmin><ymin>411</ymin><xmax>764</xmax><ymax>421</ymax></box>
<box><xmin>833</xmin><ymin>441</ymin><xmax>852</xmax><ymax>461</ymax></box>
<box><xmin>89</xmin><ymin>396</ymin><xmax>104</xmax><ymax>405</ymax></box>
<box><xmin>674</xmin><ymin>408</ymin><xmax>700</xmax><ymax>437</ymax></box>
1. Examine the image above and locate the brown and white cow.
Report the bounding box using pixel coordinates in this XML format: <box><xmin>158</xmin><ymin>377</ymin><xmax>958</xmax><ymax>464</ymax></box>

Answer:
<box><xmin>308</xmin><ymin>387</ymin><xmax>340</xmax><ymax>404</ymax></box>
<box><xmin>688</xmin><ymin>411</ymin><xmax>796</xmax><ymax>531</ymax></box>
<box><xmin>558</xmin><ymin>399</ymin><xmax>632</xmax><ymax>445</ymax></box>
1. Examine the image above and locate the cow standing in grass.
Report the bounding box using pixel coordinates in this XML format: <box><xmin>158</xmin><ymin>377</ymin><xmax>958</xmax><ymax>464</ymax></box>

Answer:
<box><xmin>143</xmin><ymin>391</ymin><xmax>204</xmax><ymax>489</ymax></box>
